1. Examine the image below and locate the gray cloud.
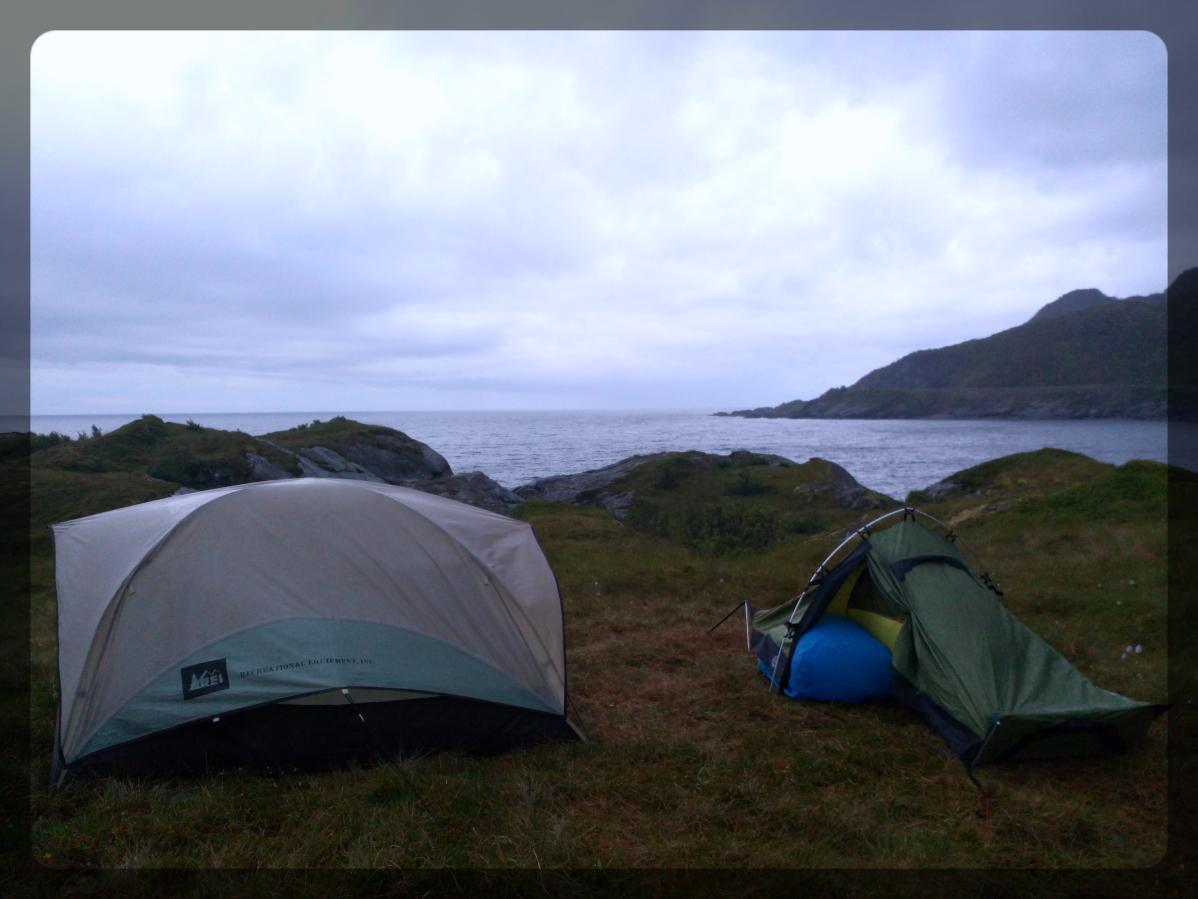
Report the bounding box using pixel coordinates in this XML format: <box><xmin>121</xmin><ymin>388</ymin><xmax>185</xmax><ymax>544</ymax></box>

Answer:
<box><xmin>31</xmin><ymin>30</ymin><xmax>1167</xmax><ymax>413</ymax></box>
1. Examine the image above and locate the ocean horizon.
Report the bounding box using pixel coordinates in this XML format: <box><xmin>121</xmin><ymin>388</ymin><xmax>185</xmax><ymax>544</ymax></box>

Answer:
<box><xmin>16</xmin><ymin>409</ymin><xmax>1186</xmax><ymax>501</ymax></box>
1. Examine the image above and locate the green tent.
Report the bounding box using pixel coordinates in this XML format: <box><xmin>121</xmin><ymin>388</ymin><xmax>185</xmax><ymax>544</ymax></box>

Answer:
<box><xmin>747</xmin><ymin>508</ymin><xmax>1165</xmax><ymax>768</ymax></box>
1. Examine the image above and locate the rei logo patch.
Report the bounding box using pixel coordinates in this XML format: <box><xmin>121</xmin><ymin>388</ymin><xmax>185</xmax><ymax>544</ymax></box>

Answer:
<box><xmin>181</xmin><ymin>658</ymin><xmax>229</xmax><ymax>700</ymax></box>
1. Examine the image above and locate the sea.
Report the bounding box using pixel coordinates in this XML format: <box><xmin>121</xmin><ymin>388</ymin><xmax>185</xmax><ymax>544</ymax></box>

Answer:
<box><xmin>21</xmin><ymin>410</ymin><xmax>1191</xmax><ymax>501</ymax></box>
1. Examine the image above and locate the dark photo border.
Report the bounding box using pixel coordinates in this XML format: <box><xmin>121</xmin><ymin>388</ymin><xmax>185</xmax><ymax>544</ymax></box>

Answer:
<box><xmin>3</xmin><ymin>2</ymin><xmax>1195</xmax><ymax>895</ymax></box>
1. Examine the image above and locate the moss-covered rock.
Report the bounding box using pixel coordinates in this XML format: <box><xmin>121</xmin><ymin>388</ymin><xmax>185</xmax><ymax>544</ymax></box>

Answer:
<box><xmin>906</xmin><ymin>448</ymin><xmax>1112</xmax><ymax>520</ymax></box>
<box><xmin>518</xmin><ymin>449</ymin><xmax>894</xmax><ymax>555</ymax></box>
<box><xmin>31</xmin><ymin>414</ymin><xmax>456</xmax><ymax>494</ymax></box>
<box><xmin>261</xmin><ymin>416</ymin><xmax>451</xmax><ymax>482</ymax></box>
<box><xmin>31</xmin><ymin>414</ymin><xmax>301</xmax><ymax>489</ymax></box>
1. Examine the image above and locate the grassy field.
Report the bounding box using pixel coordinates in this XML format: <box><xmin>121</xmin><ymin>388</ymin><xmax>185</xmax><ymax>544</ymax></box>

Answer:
<box><xmin>19</xmin><ymin>435</ymin><xmax>1188</xmax><ymax>871</ymax></box>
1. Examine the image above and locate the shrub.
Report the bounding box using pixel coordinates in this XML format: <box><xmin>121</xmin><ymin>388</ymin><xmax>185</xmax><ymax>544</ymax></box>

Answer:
<box><xmin>655</xmin><ymin>469</ymin><xmax>678</xmax><ymax>490</ymax></box>
<box><xmin>626</xmin><ymin>500</ymin><xmax>671</xmax><ymax>538</ymax></box>
<box><xmin>783</xmin><ymin>512</ymin><xmax>825</xmax><ymax>536</ymax></box>
<box><xmin>681</xmin><ymin>504</ymin><xmax>781</xmax><ymax>555</ymax></box>
<box><xmin>30</xmin><ymin>431</ymin><xmax>73</xmax><ymax>453</ymax></box>
<box><xmin>124</xmin><ymin>415</ymin><xmax>168</xmax><ymax>445</ymax></box>
<box><xmin>654</xmin><ymin>462</ymin><xmax>690</xmax><ymax>491</ymax></box>
<box><xmin>726</xmin><ymin>469</ymin><xmax>769</xmax><ymax>497</ymax></box>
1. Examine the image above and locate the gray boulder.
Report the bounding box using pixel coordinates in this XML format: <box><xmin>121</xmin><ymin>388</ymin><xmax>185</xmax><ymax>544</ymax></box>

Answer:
<box><xmin>514</xmin><ymin>452</ymin><xmax>676</xmax><ymax>517</ymax></box>
<box><xmin>251</xmin><ymin>427</ymin><xmax>451</xmax><ymax>485</ymax></box>
<box><xmin>245</xmin><ymin>426</ymin><xmax>518</xmax><ymax>515</ymax></box>
<box><xmin>918</xmin><ymin>478</ymin><xmax>965</xmax><ymax>501</ymax></box>
<box><xmin>336</xmin><ymin>438</ymin><xmax>451</xmax><ymax>482</ymax></box>
<box><xmin>728</xmin><ymin>449</ymin><xmax>792</xmax><ymax>468</ymax></box>
<box><xmin>245</xmin><ymin>452</ymin><xmax>294</xmax><ymax>482</ymax></box>
<box><xmin>295</xmin><ymin>446</ymin><xmax>385</xmax><ymax>482</ymax></box>
<box><xmin>411</xmin><ymin>471</ymin><xmax>521</xmax><ymax>516</ymax></box>
<box><xmin>791</xmin><ymin>458</ymin><xmax>889</xmax><ymax>510</ymax></box>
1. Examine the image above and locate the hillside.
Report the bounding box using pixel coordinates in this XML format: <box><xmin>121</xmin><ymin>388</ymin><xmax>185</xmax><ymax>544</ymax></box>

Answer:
<box><xmin>724</xmin><ymin>271</ymin><xmax>1190</xmax><ymax>420</ymax></box>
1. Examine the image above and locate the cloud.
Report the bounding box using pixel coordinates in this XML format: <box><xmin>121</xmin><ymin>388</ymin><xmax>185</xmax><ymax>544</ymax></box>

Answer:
<box><xmin>31</xmin><ymin>30</ymin><xmax>1167</xmax><ymax>412</ymax></box>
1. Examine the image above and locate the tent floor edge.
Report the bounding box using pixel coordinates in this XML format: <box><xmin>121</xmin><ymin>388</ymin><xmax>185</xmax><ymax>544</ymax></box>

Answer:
<box><xmin>63</xmin><ymin>694</ymin><xmax>579</xmax><ymax>778</ymax></box>
<box><xmin>971</xmin><ymin>703</ymin><xmax>1170</xmax><ymax>766</ymax></box>
<box><xmin>890</xmin><ymin>673</ymin><xmax>984</xmax><ymax>763</ymax></box>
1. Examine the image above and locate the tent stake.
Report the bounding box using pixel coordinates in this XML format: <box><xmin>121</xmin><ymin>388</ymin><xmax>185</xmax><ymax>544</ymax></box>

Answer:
<box><xmin>566</xmin><ymin>691</ymin><xmax>591</xmax><ymax>742</ymax></box>
<box><xmin>965</xmin><ymin>765</ymin><xmax>990</xmax><ymax>797</ymax></box>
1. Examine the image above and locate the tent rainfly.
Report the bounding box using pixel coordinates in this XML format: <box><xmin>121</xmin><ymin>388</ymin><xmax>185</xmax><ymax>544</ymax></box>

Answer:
<box><xmin>745</xmin><ymin>507</ymin><xmax>1166</xmax><ymax>769</ymax></box>
<box><xmin>52</xmin><ymin>478</ymin><xmax>580</xmax><ymax>778</ymax></box>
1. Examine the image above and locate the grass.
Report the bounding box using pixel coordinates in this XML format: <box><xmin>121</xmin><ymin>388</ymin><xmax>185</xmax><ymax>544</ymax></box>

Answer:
<box><xmin>21</xmin><ymin>441</ymin><xmax>1179</xmax><ymax>869</ymax></box>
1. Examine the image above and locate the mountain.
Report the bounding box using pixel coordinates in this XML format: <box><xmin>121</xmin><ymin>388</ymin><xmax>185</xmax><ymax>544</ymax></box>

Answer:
<box><xmin>722</xmin><ymin>272</ymin><xmax>1190</xmax><ymax>420</ymax></box>
<box><xmin>1027</xmin><ymin>287</ymin><xmax>1163</xmax><ymax>323</ymax></box>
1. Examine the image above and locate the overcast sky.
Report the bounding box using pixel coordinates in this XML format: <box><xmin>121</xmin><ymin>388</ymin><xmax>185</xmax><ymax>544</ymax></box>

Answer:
<box><xmin>31</xmin><ymin>30</ymin><xmax>1167</xmax><ymax>413</ymax></box>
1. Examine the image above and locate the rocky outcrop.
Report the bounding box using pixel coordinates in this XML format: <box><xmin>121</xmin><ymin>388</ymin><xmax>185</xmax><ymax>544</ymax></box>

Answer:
<box><xmin>514</xmin><ymin>451</ymin><xmax>723</xmax><ymax>518</ymax></box>
<box><xmin>514</xmin><ymin>449</ymin><xmax>887</xmax><ymax>518</ymax></box>
<box><xmin>728</xmin><ymin>450</ymin><xmax>793</xmax><ymax>467</ymax></box>
<box><xmin>29</xmin><ymin>412</ymin><xmax>895</xmax><ymax>521</ymax></box>
<box><xmin>294</xmin><ymin>446</ymin><xmax>385</xmax><ymax>482</ymax></box>
<box><xmin>248</xmin><ymin>427</ymin><xmax>519</xmax><ymax>514</ymax></box>
<box><xmin>257</xmin><ymin>426</ymin><xmax>451</xmax><ymax>484</ymax></box>
<box><xmin>414</xmin><ymin>471</ymin><xmax>521</xmax><ymax>515</ymax></box>
<box><xmin>333</xmin><ymin>438</ymin><xmax>451</xmax><ymax>482</ymax></box>
<box><xmin>246</xmin><ymin>452</ymin><xmax>297</xmax><ymax>482</ymax></box>
<box><xmin>915</xmin><ymin>477</ymin><xmax>964</xmax><ymax>502</ymax></box>
<box><xmin>791</xmin><ymin>458</ymin><xmax>889</xmax><ymax>510</ymax></box>
<box><xmin>515</xmin><ymin>453</ymin><xmax>672</xmax><ymax>506</ymax></box>
<box><xmin>515</xmin><ymin>449</ymin><xmax>797</xmax><ymax>507</ymax></box>
<box><xmin>189</xmin><ymin>441</ymin><xmax>516</xmax><ymax>514</ymax></box>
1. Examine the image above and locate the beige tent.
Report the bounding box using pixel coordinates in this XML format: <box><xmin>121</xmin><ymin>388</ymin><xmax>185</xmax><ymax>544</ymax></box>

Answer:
<box><xmin>52</xmin><ymin>478</ymin><xmax>577</xmax><ymax>777</ymax></box>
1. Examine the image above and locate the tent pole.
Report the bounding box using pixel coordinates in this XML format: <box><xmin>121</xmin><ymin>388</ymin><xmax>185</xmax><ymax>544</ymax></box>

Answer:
<box><xmin>782</xmin><ymin>507</ymin><xmax>902</xmax><ymax>629</ymax></box>
<box><xmin>768</xmin><ymin>509</ymin><xmax>902</xmax><ymax>694</ymax></box>
<box><xmin>768</xmin><ymin>505</ymin><xmax>993</xmax><ymax>700</ymax></box>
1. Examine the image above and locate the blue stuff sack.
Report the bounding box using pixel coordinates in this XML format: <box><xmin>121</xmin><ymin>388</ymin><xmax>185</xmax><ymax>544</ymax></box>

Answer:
<box><xmin>757</xmin><ymin>614</ymin><xmax>893</xmax><ymax>702</ymax></box>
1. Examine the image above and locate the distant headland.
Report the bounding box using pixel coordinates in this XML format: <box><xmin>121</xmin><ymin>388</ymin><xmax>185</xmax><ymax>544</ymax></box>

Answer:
<box><xmin>718</xmin><ymin>267</ymin><xmax>1197</xmax><ymax>421</ymax></box>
